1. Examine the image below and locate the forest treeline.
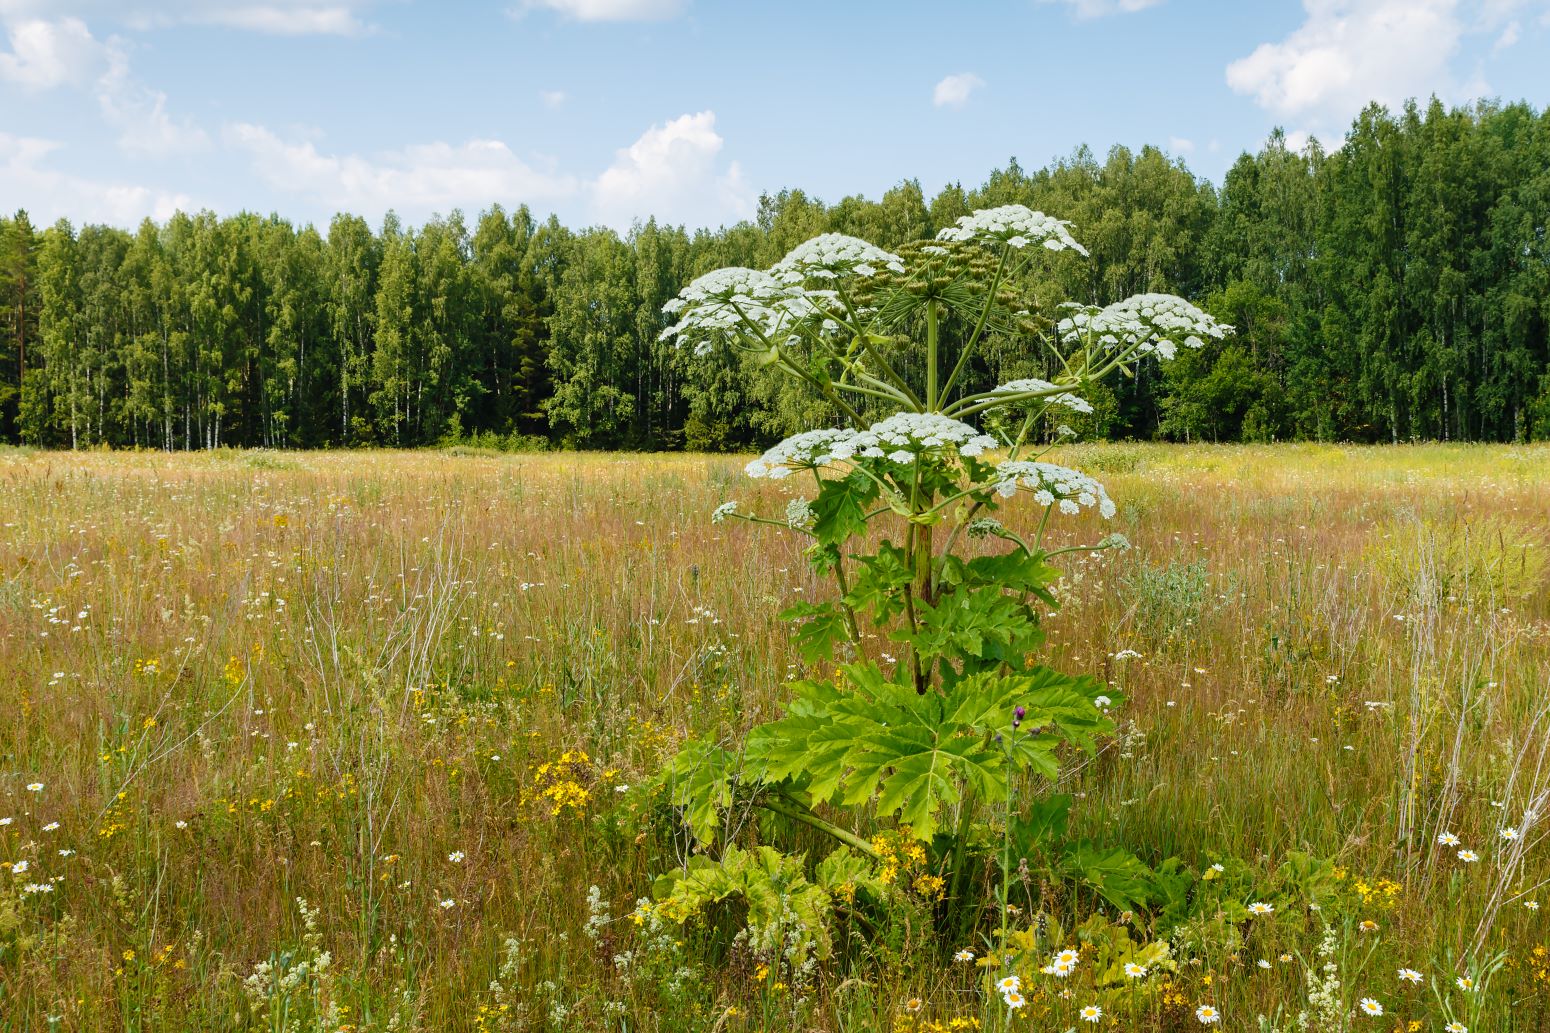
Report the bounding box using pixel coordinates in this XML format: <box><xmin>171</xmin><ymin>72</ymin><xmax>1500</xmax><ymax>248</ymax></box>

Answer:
<box><xmin>2</xmin><ymin>98</ymin><xmax>1549</xmax><ymax>451</ymax></box>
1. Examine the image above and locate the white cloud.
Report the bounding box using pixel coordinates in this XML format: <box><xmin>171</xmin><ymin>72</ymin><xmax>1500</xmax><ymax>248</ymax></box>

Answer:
<box><xmin>932</xmin><ymin>72</ymin><xmax>984</xmax><ymax>109</ymax></box>
<box><xmin>228</xmin><ymin>112</ymin><xmax>753</xmax><ymax>228</ymax></box>
<box><xmin>0</xmin><ymin>1</ymin><xmax>381</xmax><ymax>35</ymax></box>
<box><xmin>0</xmin><ymin>130</ymin><xmax>192</xmax><ymax>223</ymax></box>
<box><xmin>540</xmin><ymin>88</ymin><xmax>566</xmax><ymax>108</ymax></box>
<box><xmin>591</xmin><ymin>110</ymin><xmax>751</xmax><ymax>228</ymax></box>
<box><xmin>1167</xmin><ymin>135</ymin><xmax>1195</xmax><ymax>154</ymax></box>
<box><xmin>0</xmin><ymin>15</ymin><xmax>207</xmax><ymax>156</ymax></box>
<box><xmin>1283</xmin><ymin>129</ymin><xmax>1315</xmax><ymax>152</ymax></box>
<box><xmin>1039</xmin><ymin>0</ymin><xmax>1163</xmax><ymax>18</ymax></box>
<box><xmin>185</xmin><ymin>5</ymin><xmax>370</xmax><ymax>35</ymax></box>
<box><xmin>227</xmin><ymin>122</ymin><xmax>581</xmax><ymax>214</ymax></box>
<box><xmin>1492</xmin><ymin>18</ymin><xmax>1520</xmax><ymax>47</ymax></box>
<box><xmin>0</xmin><ymin>16</ymin><xmax>105</xmax><ymax>90</ymax></box>
<box><xmin>511</xmin><ymin>0</ymin><xmax>687</xmax><ymax>21</ymax></box>
<box><xmin>96</xmin><ymin>47</ymin><xmax>208</xmax><ymax>155</ymax></box>
<box><xmin>1224</xmin><ymin>0</ymin><xmax>1520</xmax><ymax>130</ymax></box>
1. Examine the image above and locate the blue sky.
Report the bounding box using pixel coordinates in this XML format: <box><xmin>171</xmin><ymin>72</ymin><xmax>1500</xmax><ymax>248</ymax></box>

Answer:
<box><xmin>2</xmin><ymin>0</ymin><xmax>1547</xmax><ymax>232</ymax></box>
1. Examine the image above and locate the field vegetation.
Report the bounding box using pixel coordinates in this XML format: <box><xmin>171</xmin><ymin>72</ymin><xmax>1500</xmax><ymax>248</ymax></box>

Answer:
<box><xmin>2</xmin><ymin>443</ymin><xmax>1547</xmax><ymax>1031</ymax></box>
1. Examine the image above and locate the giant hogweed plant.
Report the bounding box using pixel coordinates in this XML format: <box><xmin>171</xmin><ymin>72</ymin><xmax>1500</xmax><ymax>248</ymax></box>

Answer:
<box><xmin>646</xmin><ymin>206</ymin><xmax>1231</xmax><ymax>959</ymax></box>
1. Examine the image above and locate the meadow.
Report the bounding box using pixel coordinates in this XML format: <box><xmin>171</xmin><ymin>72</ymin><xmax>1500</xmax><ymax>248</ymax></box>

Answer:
<box><xmin>1</xmin><ymin>442</ymin><xmax>1548</xmax><ymax>1032</ymax></box>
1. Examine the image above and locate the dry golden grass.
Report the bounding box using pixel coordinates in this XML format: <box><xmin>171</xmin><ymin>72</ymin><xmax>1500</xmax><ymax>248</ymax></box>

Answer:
<box><xmin>0</xmin><ymin>443</ymin><xmax>1547</xmax><ymax>1031</ymax></box>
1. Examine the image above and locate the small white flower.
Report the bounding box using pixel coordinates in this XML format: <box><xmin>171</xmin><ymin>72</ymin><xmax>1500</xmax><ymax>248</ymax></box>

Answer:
<box><xmin>448</xmin><ymin>851</ymin><xmax>465</xmax><ymax>863</ymax></box>
<box><xmin>1195</xmin><ymin>1004</ymin><xmax>1220</xmax><ymax>1024</ymax></box>
<box><xmin>26</xmin><ymin>783</ymin><xmax>43</xmax><ymax>792</ymax></box>
<box><xmin>1501</xmin><ymin>826</ymin><xmax>1520</xmax><ymax>841</ymax></box>
<box><xmin>438</xmin><ymin>898</ymin><xmax>456</xmax><ymax>909</ymax></box>
<box><xmin>1358</xmin><ymin>997</ymin><xmax>1383</xmax><ymax>1017</ymax></box>
<box><xmin>1248</xmin><ymin>901</ymin><xmax>1274</xmax><ymax>916</ymax></box>
<box><xmin>1526</xmin><ymin>899</ymin><xmax>1540</xmax><ymax>910</ymax></box>
<box><xmin>41</xmin><ymin>822</ymin><xmax>59</xmax><ymax>832</ymax></box>
<box><xmin>1124</xmin><ymin>962</ymin><xmax>1148</xmax><ymax>978</ymax></box>
<box><xmin>1456</xmin><ymin>976</ymin><xmax>1475</xmax><ymax>991</ymax></box>
<box><xmin>1002</xmin><ymin>990</ymin><xmax>1025</xmax><ymax>1010</ymax></box>
<box><xmin>1079</xmin><ymin>1004</ymin><xmax>1102</xmax><ymax>1023</ymax></box>
<box><xmin>954</xmin><ymin>949</ymin><xmax>975</xmax><ymax>962</ymax></box>
<box><xmin>997</xmin><ymin>975</ymin><xmax>1021</xmax><ymax>994</ymax></box>
<box><xmin>1437</xmin><ymin>831</ymin><xmax>1460</xmax><ymax>846</ymax></box>
<box><xmin>1458</xmin><ymin>849</ymin><xmax>1479</xmax><ymax>863</ymax></box>
<box><xmin>1398</xmin><ymin>968</ymin><xmax>1422</xmax><ymax>983</ymax></box>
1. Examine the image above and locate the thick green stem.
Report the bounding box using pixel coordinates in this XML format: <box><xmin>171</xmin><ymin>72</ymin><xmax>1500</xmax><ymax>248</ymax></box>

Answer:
<box><xmin>831</xmin><ymin>556</ymin><xmax>863</xmax><ymax>644</ymax></box>
<box><xmin>760</xmin><ymin>794</ymin><xmax>878</xmax><ymax>857</ymax></box>
<box><xmin>926</xmin><ymin>298</ymin><xmax>939</xmax><ymax>411</ymax></box>
<box><xmin>902</xmin><ymin>456</ymin><xmax>930</xmax><ymax>694</ymax></box>
<box><xmin>934</xmin><ymin>498</ymin><xmax>986</xmax><ymax>594</ymax></box>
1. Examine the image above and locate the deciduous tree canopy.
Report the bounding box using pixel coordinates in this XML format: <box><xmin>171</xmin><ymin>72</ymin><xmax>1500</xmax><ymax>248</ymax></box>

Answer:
<box><xmin>2</xmin><ymin>99</ymin><xmax>1547</xmax><ymax>449</ymax></box>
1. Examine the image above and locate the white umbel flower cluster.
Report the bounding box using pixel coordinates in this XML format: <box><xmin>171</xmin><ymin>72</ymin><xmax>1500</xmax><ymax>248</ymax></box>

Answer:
<box><xmin>988</xmin><ymin>378</ymin><xmax>1094</xmax><ymax>413</ymax></box>
<box><xmin>991</xmin><ymin>461</ymin><xmax>1116</xmax><ymax>518</ymax></box>
<box><xmin>1057</xmin><ymin>293</ymin><xmax>1230</xmax><ymax>360</ymax></box>
<box><xmin>744</xmin><ymin>413</ymin><xmax>999</xmax><ymax>479</ymax></box>
<box><xmin>852</xmin><ymin>412</ymin><xmax>1000</xmax><ymax>459</ymax></box>
<box><xmin>771</xmin><ymin>233</ymin><xmax>905</xmax><ymax>283</ymax></box>
<box><xmin>660</xmin><ymin>267</ymin><xmax>810</xmax><ymax>353</ymax></box>
<box><xmin>744</xmin><ymin>428</ymin><xmax>861</xmax><ymax>479</ymax></box>
<box><xmin>936</xmin><ymin>205</ymin><xmax>1089</xmax><ymax>256</ymax></box>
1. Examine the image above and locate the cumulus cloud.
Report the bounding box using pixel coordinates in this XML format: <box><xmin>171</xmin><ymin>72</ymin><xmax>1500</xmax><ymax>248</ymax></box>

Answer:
<box><xmin>591</xmin><ymin>110</ymin><xmax>752</xmax><ymax>228</ymax></box>
<box><xmin>0</xmin><ymin>16</ymin><xmax>105</xmax><ymax>90</ymax></box>
<box><xmin>932</xmin><ymin>72</ymin><xmax>984</xmax><ymax>109</ymax></box>
<box><xmin>226</xmin><ymin>111</ymin><xmax>753</xmax><ymax>229</ymax></box>
<box><xmin>0</xmin><ymin>1</ymin><xmax>382</xmax><ymax>35</ymax></box>
<box><xmin>540</xmin><ymin>88</ymin><xmax>566</xmax><ymax>108</ymax></box>
<box><xmin>1038</xmin><ymin>0</ymin><xmax>1163</xmax><ymax>18</ymax></box>
<box><xmin>1492</xmin><ymin>19</ymin><xmax>1520</xmax><ymax>48</ymax></box>
<box><xmin>1224</xmin><ymin>0</ymin><xmax>1524</xmax><ymax>129</ymax></box>
<box><xmin>1167</xmin><ymin>136</ymin><xmax>1195</xmax><ymax>154</ymax></box>
<box><xmin>0</xmin><ymin>15</ymin><xmax>206</xmax><ymax>155</ymax></box>
<box><xmin>227</xmin><ymin>123</ymin><xmax>581</xmax><ymax>214</ymax></box>
<box><xmin>184</xmin><ymin>5</ymin><xmax>371</xmax><ymax>35</ymax></box>
<box><xmin>96</xmin><ymin>47</ymin><xmax>208</xmax><ymax>155</ymax></box>
<box><xmin>0</xmin><ymin>130</ymin><xmax>193</xmax><ymax>223</ymax></box>
<box><xmin>510</xmin><ymin>0</ymin><xmax>687</xmax><ymax>21</ymax></box>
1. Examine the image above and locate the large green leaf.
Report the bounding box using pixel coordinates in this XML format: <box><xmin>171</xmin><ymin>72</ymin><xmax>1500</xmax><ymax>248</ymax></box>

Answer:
<box><xmin>843</xmin><ymin>541</ymin><xmax>912</xmax><ymax>623</ymax></box>
<box><xmin>658</xmin><ymin>737</ymin><xmax>738</xmax><ymax>846</ymax></box>
<box><xmin>650</xmin><ymin>844</ymin><xmax>840</xmax><ymax>960</ymax></box>
<box><xmin>746</xmin><ymin>663</ymin><xmax>1111</xmax><ymax>840</ymax></box>
<box><xmin>810</xmin><ymin>468</ymin><xmax>878</xmax><ymax>550</ymax></box>
<box><xmin>1063</xmin><ymin>842</ymin><xmax>1157</xmax><ymax>914</ymax></box>
<box><xmin>901</xmin><ymin>586</ymin><xmax>1044</xmax><ymax>673</ymax></box>
<box><xmin>779</xmin><ymin>600</ymin><xmax>851</xmax><ymax>663</ymax></box>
